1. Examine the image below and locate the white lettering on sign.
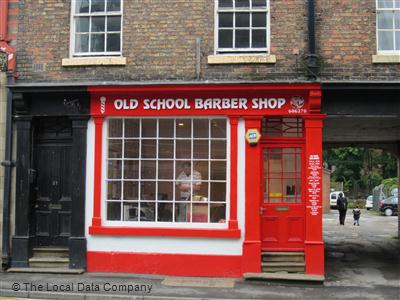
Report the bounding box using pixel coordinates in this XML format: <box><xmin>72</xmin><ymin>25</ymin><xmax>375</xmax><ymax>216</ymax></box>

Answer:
<box><xmin>106</xmin><ymin>97</ymin><xmax>298</xmax><ymax>111</ymax></box>
<box><xmin>307</xmin><ymin>154</ymin><xmax>321</xmax><ymax>216</ymax></box>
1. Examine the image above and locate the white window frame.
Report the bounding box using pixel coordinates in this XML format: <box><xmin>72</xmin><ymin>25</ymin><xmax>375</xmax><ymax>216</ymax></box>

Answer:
<box><xmin>214</xmin><ymin>0</ymin><xmax>270</xmax><ymax>54</ymax></box>
<box><xmin>101</xmin><ymin>117</ymin><xmax>231</xmax><ymax>229</ymax></box>
<box><xmin>376</xmin><ymin>0</ymin><xmax>400</xmax><ymax>54</ymax></box>
<box><xmin>69</xmin><ymin>0</ymin><xmax>123</xmax><ymax>57</ymax></box>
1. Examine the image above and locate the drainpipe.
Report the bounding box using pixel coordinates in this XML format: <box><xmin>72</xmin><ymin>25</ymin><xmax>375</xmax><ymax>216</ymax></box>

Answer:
<box><xmin>306</xmin><ymin>0</ymin><xmax>318</xmax><ymax>80</ymax></box>
<box><xmin>1</xmin><ymin>73</ymin><xmax>14</xmax><ymax>269</ymax></box>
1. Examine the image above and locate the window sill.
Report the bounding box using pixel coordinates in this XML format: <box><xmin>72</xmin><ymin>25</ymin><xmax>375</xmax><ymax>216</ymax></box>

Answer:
<box><xmin>207</xmin><ymin>54</ymin><xmax>276</xmax><ymax>64</ymax></box>
<box><xmin>62</xmin><ymin>57</ymin><xmax>127</xmax><ymax>67</ymax></box>
<box><xmin>372</xmin><ymin>54</ymin><xmax>400</xmax><ymax>64</ymax></box>
<box><xmin>89</xmin><ymin>225</ymin><xmax>241</xmax><ymax>239</ymax></box>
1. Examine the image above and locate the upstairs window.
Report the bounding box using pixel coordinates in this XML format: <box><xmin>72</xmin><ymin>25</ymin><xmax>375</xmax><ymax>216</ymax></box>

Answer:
<box><xmin>377</xmin><ymin>0</ymin><xmax>400</xmax><ymax>53</ymax></box>
<box><xmin>216</xmin><ymin>0</ymin><xmax>270</xmax><ymax>54</ymax></box>
<box><xmin>72</xmin><ymin>0</ymin><xmax>122</xmax><ymax>56</ymax></box>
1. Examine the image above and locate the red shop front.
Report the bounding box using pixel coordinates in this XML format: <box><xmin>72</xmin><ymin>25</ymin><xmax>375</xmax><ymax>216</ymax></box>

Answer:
<box><xmin>85</xmin><ymin>83</ymin><xmax>324</xmax><ymax>277</ymax></box>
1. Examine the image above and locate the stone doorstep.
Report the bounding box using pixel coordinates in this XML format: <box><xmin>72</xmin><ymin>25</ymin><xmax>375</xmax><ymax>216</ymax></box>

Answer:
<box><xmin>7</xmin><ymin>267</ymin><xmax>84</xmax><ymax>274</ymax></box>
<box><xmin>244</xmin><ymin>272</ymin><xmax>325</xmax><ymax>282</ymax></box>
<box><xmin>162</xmin><ymin>276</ymin><xmax>237</xmax><ymax>288</ymax></box>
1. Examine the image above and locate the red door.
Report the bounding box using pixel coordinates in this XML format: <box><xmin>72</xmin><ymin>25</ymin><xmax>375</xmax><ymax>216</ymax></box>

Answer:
<box><xmin>261</xmin><ymin>147</ymin><xmax>305</xmax><ymax>251</ymax></box>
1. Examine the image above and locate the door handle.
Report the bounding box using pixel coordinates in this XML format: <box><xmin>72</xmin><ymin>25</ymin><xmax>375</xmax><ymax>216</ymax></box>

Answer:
<box><xmin>260</xmin><ymin>207</ymin><xmax>266</xmax><ymax>215</ymax></box>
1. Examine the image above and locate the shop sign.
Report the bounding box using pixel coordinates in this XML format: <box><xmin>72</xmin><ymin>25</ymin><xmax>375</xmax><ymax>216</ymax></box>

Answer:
<box><xmin>307</xmin><ymin>154</ymin><xmax>321</xmax><ymax>216</ymax></box>
<box><xmin>245</xmin><ymin>129</ymin><xmax>261</xmax><ymax>145</ymax></box>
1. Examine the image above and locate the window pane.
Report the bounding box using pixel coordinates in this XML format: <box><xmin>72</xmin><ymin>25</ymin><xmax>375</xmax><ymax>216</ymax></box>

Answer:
<box><xmin>141</xmin><ymin>160</ymin><xmax>156</xmax><ymax>179</ymax></box>
<box><xmin>108</xmin><ymin>139</ymin><xmax>122</xmax><ymax>158</ymax></box>
<box><xmin>269</xmin><ymin>179</ymin><xmax>283</xmax><ymax>196</ymax></box>
<box><xmin>141</xmin><ymin>182</ymin><xmax>156</xmax><ymax>200</ymax></box>
<box><xmin>193</xmin><ymin>140</ymin><xmax>209</xmax><ymax>159</ymax></box>
<box><xmin>75</xmin><ymin>34</ymin><xmax>89</xmax><ymax>52</ymax></box>
<box><xmin>219</xmin><ymin>13</ymin><xmax>233</xmax><ymax>27</ymax></box>
<box><xmin>142</xmin><ymin>119</ymin><xmax>157</xmax><ymax>137</ymax></box>
<box><xmin>193</xmin><ymin>119</ymin><xmax>209</xmax><ymax>138</ymax></box>
<box><xmin>252</xmin><ymin>0</ymin><xmax>267</xmax><ymax>8</ymax></box>
<box><xmin>76</xmin><ymin>17</ymin><xmax>89</xmax><ymax>32</ymax></box>
<box><xmin>396</xmin><ymin>0</ymin><xmax>400</xmax><ymax>8</ymax></box>
<box><xmin>91</xmin><ymin>0</ymin><xmax>105</xmax><ymax>12</ymax></box>
<box><xmin>175</xmin><ymin>202</ymin><xmax>189</xmax><ymax>222</ymax></box>
<box><xmin>193</xmin><ymin>181</ymin><xmax>208</xmax><ymax>201</ymax></box>
<box><xmin>123</xmin><ymin>202</ymin><xmax>138</xmax><ymax>221</ymax></box>
<box><xmin>176</xmin><ymin>119</ymin><xmax>191</xmax><ymax>137</ymax></box>
<box><xmin>395</xmin><ymin>11</ymin><xmax>400</xmax><ymax>28</ymax></box>
<box><xmin>283</xmin><ymin>153</ymin><xmax>296</xmax><ymax>172</ymax></box>
<box><xmin>211</xmin><ymin>161</ymin><xmax>226</xmax><ymax>180</ymax></box>
<box><xmin>75</xmin><ymin>0</ymin><xmax>89</xmax><ymax>13</ymax></box>
<box><xmin>159</xmin><ymin>139</ymin><xmax>174</xmax><ymax>158</ymax></box>
<box><xmin>378</xmin><ymin>31</ymin><xmax>394</xmax><ymax>50</ymax></box>
<box><xmin>192</xmin><ymin>203</ymin><xmax>208</xmax><ymax>223</ymax></box>
<box><xmin>159</xmin><ymin>119</ymin><xmax>174</xmax><ymax>137</ymax></box>
<box><xmin>236</xmin><ymin>13</ymin><xmax>250</xmax><ymax>27</ymax></box>
<box><xmin>252</xmin><ymin>29</ymin><xmax>266</xmax><ymax>47</ymax></box>
<box><xmin>123</xmin><ymin>182</ymin><xmax>138</xmax><ymax>200</ymax></box>
<box><xmin>92</xmin><ymin>17</ymin><xmax>106</xmax><ymax>32</ymax></box>
<box><xmin>158</xmin><ymin>182</ymin><xmax>173</xmax><ymax>200</ymax></box>
<box><xmin>378</xmin><ymin>11</ymin><xmax>394</xmax><ymax>29</ymax></box>
<box><xmin>211</xmin><ymin>140</ymin><xmax>226</xmax><ymax>159</ymax></box>
<box><xmin>396</xmin><ymin>32</ymin><xmax>400</xmax><ymax>50</ymax></box>
<box><xmin>107</xmin><ymin>181</ymin><xmax>121</xmax><ymax>200</ymax></box>
<box><xmin>235</xmin><ymin>29</ymin><xmax>250</xmax><ymax>47</ymax></box>
<box><xmin>158</xmin><ymin>160</ymin><xmax>174</xmax><ymax>179</ymax></box>
<box><xmin>107</xmin><ymin>33</ymin><xmax>120</xmax><ymax>51</ymax></box>
<box><xmin>219</xmin><ymin>29</ymin><xmax>233</xmax><ymax>48</ymax></box>
<box><xmin>236</xmin><ymin>0</ymin><xmax>250</xmax><ymax>8</ymax></box>
<box><xmin>125</xmin><ymin>119</ymin><xmax>140</xmax><ymax>137</ymax></box>
<box><xmin>124</xmin><ymin>140</ymin><xmax>139</xmax><ymax>158</ymax></box>
<box><xmin>107</xmin><ymin>0</ymin><xmax>121</xmax><ymax>11</ymax></box>
<box><xmin>90</xmin><ymin>33</ymin><xmax>105</xmax><ymax>52</ymax></box>
<box><xmin>108</xmin><ymin>160</ymin><xmax>122</xmax><ymax>179</ymax></box>
<box><xmin>211</xmin><ymin>119</ymin><xmax>226</xmax><ymax>138</ymax></box>
<box><xmin>124</xmin><ymin>160</ymin><xmax>139</xmax><ymax>179</ymax></box>
<box><xmin>211</xmin><ymin>182</ymin><xmax>226</xmax><ymax>202</ymax></box>
<box><xmin>109</xmin><ymin>119</ymin><xmax>122</xmax><ymax>137</ymax></box>
<box><xmin>210</xmin><ymin>203</ymin><xmax>226</xmax><ymax>223</ymax></box>
<box><xmin>252</xmin><ymin>12</ymin><xmax>266</xmax><ymax>27</ymax></box>
<box><xmin>378</xmin><ymin>0</ymin><xmax>394</xmax><ymax>8</ymax></box>
<box><xmin>219</xmin><ymin>0</ymin><xmax>233</xmax><ymax>8</ymax></box>
<box><xmin>107</xmin><ymin>16</ymin><xmax>121</xmax><ymax>31</ymax></box>
<box><xmin>158</xmin><ymin>203</ymin><xmax>173</xmax><ymax>222</ymax></box>
<box><xmin>194</xmin><ymin>161</ymin><xmax>209</xmax><ymax>181</ymax></box>
<box><xmin>140</xmin><ymin>202</ymin><xmax>155</xmax><ymax>221</ymax></box>
<box><xmin>176</xmin><ymin>140</ymin><xmax>191</xmax><ymax>158</ymax></box>
<box><xmin>107</xmin><ymin>202</ymin><xmax>121</xmax><ymax>220</ymax></box>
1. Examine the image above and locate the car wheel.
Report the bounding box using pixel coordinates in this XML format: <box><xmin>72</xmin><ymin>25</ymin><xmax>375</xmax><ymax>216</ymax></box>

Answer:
<box><xmin>384</xmin><ymin>208</ymin><xmax>393</xmax><ymax>216</ymax></box>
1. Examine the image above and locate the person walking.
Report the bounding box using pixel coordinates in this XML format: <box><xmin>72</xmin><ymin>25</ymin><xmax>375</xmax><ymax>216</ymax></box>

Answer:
<box><xmin>337</xmin><ymin>192</ymin><xmax>348</xmax><ymax>225</ymax></box>
<box><xmin>353</xmin><ymin>206</ymin><xmax>361</xmax><ymax>226</ymax></box>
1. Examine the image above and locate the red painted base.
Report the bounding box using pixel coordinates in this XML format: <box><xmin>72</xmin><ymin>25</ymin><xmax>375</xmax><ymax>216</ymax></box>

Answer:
<box><xmin>87</xmin><ymin>251</ymin><xmax>242</xmax><ymax>277</ymax></box>
<box><xmin>305</xmin><ymin>241</ymin><xmax>325</xmax><ymax>275</ymax></box>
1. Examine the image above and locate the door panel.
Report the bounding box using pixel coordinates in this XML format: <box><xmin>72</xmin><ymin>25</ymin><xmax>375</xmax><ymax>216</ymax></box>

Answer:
<box><xmin>261</xmin><ymin>147</ymin><xmax>305</xmax><ymax>250</ymax></box>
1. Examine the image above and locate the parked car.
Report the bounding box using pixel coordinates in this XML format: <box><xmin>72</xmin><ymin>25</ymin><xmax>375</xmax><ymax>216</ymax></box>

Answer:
<box><xmin>330</xmin><ymin>191</ymin><xmax>345</xmax><ymax>209</ymax></box>
<box><xmin>379</xmin><ymin>196</ymin><xmax>398</xmax><ymax>216</ymax></box>
<box><xmin>365</xmin><ymin>195</ymin><xmax>373</xmax><ymax>210</ymax></box>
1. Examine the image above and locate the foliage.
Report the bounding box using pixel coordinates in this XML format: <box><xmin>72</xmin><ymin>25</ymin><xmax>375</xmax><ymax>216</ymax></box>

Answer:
<box><xmin>323</xmin><ymin>147</ymin><xmax>397</xmax><ymax>198</ymax></box>
<box><xmin>382</xmin><ymin>177</ymin><xmax>398</xmax><ymax>191</ymax></box>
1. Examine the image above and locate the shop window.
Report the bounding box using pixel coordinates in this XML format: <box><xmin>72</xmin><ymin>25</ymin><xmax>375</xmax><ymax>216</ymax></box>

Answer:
<box><xmin>264</xmin><ymin>148</ymin><xmax>302</xmax><ymax>203</ymax></box>
<box><xmin>71</xmin><ymin>0</ymin><xmax>122</xmax><ymax>56</ymax></box>
<box><xmin>376</xmin><ymin>0</ymin><xmax>400</xmax><ymax>53</ymax></box>
<box><xmin>215</xmin><ymin>0</ymin><xmax>270</xmax><ymax>54</ymax></box>
<box><xmin>262</xmin><ymin>117</ymin><xmax>303</xmax><ymax>137</ymax></box>
<box><xmin>105</xmin><ymin>118</ymin><xmax>228</xmax><ymax>224</ymax></box>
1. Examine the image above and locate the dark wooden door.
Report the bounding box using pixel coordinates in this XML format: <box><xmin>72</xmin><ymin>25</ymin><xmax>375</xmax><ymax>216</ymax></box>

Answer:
<box><xmin>34</xmin><ymin>118</ymin><xmax>72</xmax><ymax>247</ymax></box>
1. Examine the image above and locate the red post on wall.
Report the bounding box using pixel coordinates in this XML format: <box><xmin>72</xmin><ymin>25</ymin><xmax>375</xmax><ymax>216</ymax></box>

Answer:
<box><xmin>92</xmin><ymin>116</ymin><xmax>104</xmax><ymax>227</ymax></box>
<box><xmin>229</xmin><ymin>117</ymin><xmax>239</xmax><ymax>230</ymax></box>
<box><xmin>304</xmin><ymin>115</ymin><xmax>325</xmax><ymax>275</ymax></box>
<box><xmin>242</xmin><ymin>116</ymin><xmax>263</xmax><ymax>274</ymax></box>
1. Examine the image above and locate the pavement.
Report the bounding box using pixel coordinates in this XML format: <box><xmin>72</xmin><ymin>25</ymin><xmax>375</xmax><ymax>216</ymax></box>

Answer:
<box><xmin>1</xmin><ymin>209</ymin><xmax>399</xmax><ymax>300</ymax></box>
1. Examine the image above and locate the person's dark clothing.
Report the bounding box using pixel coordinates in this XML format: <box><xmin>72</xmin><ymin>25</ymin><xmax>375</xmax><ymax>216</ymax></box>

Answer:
<box><xmin>337</xmin><ymin>195</ymin><xmax>348</xmax><ymax>225</ymax></box>
<box><xmin>353</xmin><ymin>208</ymin><xmax>361</xmax><ymax>226</ymax></box>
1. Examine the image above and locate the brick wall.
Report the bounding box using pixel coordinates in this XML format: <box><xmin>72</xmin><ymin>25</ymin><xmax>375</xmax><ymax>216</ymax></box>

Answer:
<box><xmin>15</xmin><ymin>0</ymin><xmax>309</xmax><ymax>82</ymax></box>
<box><xmin>316</xmin><ymin>0</ymin><xmax>400</xmax><ymax>80</ymax></box>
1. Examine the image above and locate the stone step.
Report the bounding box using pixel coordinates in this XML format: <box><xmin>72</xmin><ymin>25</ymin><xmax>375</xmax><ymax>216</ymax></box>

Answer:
<box><xmin>262</xmin><ymin>251</ymin><xmax>304</xmax><ymax>256</ymax></box>
<box><xmin>262</xmin><ymin>251</ymin><xmax>305</xmax><ymax>262</ymax></box>
<box><xmin>29</xmin><ymin>257</ymin><xmax>69</xmax><ymax>268</ymax></box>
<box><xmin>7</xmin><ymin>267</ymin><xmax>84</xmax><ymax>274</ymax></box>
<box><xmin>244</xmin><ymin>272</ymin><xmax>324</xmax><ymax>282</ymax></box>
<box><xmin>261</xmin><ymin>262</ymin><xmax>305</xmax><ymax>273</ymax></box>
<box><xmin>32</xmin><ymin>247</ymin><xmax>69</xmax><ymax>258</ymax></box>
